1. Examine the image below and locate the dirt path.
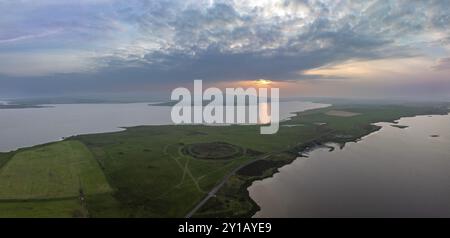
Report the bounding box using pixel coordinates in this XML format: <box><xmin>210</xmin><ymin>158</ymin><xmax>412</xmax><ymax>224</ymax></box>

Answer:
<box><xmin>164</xmin><ymin>144</ymin><xmax>204</xmax><ymax>192</ymax></box>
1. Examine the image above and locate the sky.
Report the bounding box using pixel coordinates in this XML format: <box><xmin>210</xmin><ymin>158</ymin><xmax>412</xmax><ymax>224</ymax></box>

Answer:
<box><xmin>0</xmin><ymin>0</ymin><xmax>449</xmax><ymax>100</ymax></box>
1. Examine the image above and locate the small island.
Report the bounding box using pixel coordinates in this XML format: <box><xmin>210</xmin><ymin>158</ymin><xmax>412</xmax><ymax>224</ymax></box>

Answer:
<box><xmin>391</xmin><ymin>124</ymin><xmax>409</xmax><ymax>129</ymax></box>
<box><xmin>0</xmin><ymin>104</ymin><xmax>50</xmax><ymax>109</ymax></box>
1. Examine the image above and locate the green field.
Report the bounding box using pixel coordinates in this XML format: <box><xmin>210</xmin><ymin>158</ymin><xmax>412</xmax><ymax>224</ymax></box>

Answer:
<box><xmin>0</xmin><ymin>198</ymin><xmax>85</xmax><ymax>218</ymax></box>
<box><xmin>0</xmin><ymin>141</ymin><xmax>111</xmax><ymax>200</ymax></box>
<box><xmin>0</xmin><ymin>103</ymin><xmax>448</xmax><ymax>217</ymax></box>
<box><xmin>0</xmin><ymin>141</ymin><xmax>112</xmax><ymax>217</ymax></box>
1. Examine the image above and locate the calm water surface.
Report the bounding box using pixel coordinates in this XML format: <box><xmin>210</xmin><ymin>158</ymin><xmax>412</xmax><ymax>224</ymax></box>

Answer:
<box><xmin>249</xmin><ymin>114</ymin><xmax>450</xmax><ymax>217</ymax></box>
<box><xmin>0</xmin><ymin>101</ymin><xmax>327</xmax><ymax>152</ymax></box>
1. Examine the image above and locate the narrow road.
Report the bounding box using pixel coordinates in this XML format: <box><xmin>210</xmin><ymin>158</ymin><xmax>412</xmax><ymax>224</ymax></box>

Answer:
<box><xmin>185</xmin><ymin>154</ymin><xmax>271</xmax><ymax>218</ymax></box>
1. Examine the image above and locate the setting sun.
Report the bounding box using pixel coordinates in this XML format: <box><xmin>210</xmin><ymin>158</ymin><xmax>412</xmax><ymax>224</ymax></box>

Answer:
<box><xmin>255</xmin><ymin>79</ymin><xmax>273</xmax><ymax>86</ymax></box>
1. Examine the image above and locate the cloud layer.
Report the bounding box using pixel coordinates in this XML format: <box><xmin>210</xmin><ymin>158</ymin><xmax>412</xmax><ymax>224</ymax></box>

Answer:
<box><xmin>0</xmin><ymin>0</ymin><xmax>449</xmax><ymax>97</ymax></box>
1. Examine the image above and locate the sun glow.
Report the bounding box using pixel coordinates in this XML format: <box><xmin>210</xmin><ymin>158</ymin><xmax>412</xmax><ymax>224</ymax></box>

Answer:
<box><xmin>221</xmin><ymin>79</ymin><xmax>287</xmax><ymax>89</ymax></box>
<box><xmin>255</xmin><ymin>79</ymin><xmax>273</xmax><ymax>86</ymax></box>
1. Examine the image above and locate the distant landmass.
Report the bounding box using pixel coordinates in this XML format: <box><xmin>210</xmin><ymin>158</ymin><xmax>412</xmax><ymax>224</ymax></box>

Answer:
<box><xmin>0</xmin><ymin>104</ymin><xmax>51</xmax><ymax>109</ymax></box>
<box><xmin>150</xmin><ymin>100</ymin><xmax>268</xmax><ymax>107</ymax></box>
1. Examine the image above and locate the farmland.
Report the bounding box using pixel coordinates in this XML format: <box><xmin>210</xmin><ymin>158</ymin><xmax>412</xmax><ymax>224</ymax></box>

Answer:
<box><xmin>0</xmin><ymin>141</ymin><xmax>111</xmax><ymax>217</ymax></box>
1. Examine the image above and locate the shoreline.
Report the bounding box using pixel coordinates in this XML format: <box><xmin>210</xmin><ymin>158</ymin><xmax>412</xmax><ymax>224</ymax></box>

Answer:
<box><xmin>0</xmin><ymin>101</ymin><xmax>328</xmax><ymax>153</ymax></box>
<box><xmin>243</xmin><ymin>112</ymin><xmax>450</xmax><ymax>217</ymax></box>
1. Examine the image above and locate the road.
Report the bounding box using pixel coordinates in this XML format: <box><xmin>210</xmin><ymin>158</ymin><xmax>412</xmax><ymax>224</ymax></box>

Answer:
<box><xmin>185</xmin><ymin>154</ymin><xmax>271</xmax><ymax>218</ymax></box>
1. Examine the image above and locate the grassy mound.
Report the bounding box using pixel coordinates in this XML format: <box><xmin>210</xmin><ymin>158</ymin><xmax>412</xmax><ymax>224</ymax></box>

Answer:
<box><xmin>182</xmin><ymin>142</ymin><xmax>244</xmax><ymax>160</ymax></box>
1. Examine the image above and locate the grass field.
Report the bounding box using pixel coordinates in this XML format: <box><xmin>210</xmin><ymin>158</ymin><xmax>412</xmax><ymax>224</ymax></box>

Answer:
<box><xmin>0</xmin><ymin>141</ymin><xmax>111</xmax><ymax>200</ymax></box>
<box><xmin>0</xmin><ymin>198</ymin><xmax>83</xmax><ymax>218</ymax></box>
<box><xmin>0</xmin><ymin>103</ymin><xmax>448</xmax><ymax>217</ymax></box>
<box><xmin>76</xmin><ymin>128</ymin><xmax>257</xmax><ymax>217</ymax></box>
